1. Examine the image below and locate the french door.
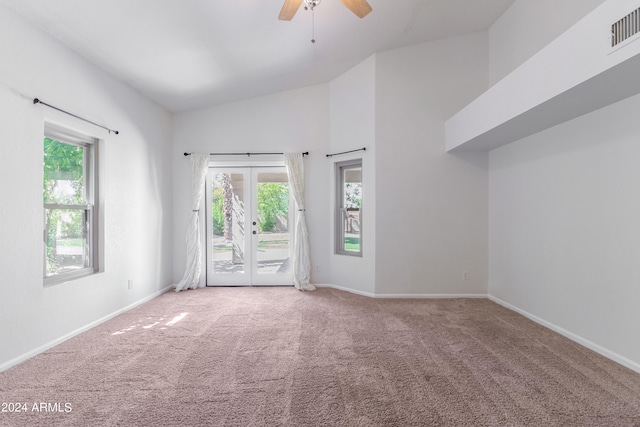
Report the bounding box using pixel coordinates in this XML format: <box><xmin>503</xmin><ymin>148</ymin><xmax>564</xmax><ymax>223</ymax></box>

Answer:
<box><xmin>205</xmin><ymin>167</ymin><xmax>293</xmax><ymax>286</ymax></box>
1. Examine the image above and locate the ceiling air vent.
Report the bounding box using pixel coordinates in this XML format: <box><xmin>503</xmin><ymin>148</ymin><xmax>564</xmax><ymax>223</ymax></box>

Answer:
<box><xmin>612</xmin><ymin>7</ymin><xmax>640</xmax><ymax>47</ymax></box>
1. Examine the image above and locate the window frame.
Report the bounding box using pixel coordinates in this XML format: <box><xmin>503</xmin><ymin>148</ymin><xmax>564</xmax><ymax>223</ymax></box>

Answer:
<box><xmin>43</xmin><ymin>123</ymin><xmax>100</xmax><ymax>286</ymax></box>
<box><xmin>335</xmin><ymin>158</ymin><xmax>363</xmax><ymax>257</ymax></box>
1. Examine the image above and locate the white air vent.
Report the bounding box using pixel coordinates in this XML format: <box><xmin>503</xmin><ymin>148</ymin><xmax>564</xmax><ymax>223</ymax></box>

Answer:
<box><xmin>612</xmin><ymin>7</ymin><xmax>640</xmax><ymax>47</ymax></box>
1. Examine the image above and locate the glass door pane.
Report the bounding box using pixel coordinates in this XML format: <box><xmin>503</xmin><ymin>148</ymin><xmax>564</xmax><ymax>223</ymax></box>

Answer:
<box><xmin>207</xmin><ymin>169</ymin><xmax>251</xmax><ymax>284</ymax></box>
<box><xmin>254</xmin><ymin>170</ymin><xmax>291</xmax><ymax>276</ymax></box>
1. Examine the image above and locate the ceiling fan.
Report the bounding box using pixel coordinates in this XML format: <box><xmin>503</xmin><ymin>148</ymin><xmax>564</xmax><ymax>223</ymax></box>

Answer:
<box><xmin>278</xmin><ymin>0</ymin><xmax>373</xmax><ymax>21</ymax></box>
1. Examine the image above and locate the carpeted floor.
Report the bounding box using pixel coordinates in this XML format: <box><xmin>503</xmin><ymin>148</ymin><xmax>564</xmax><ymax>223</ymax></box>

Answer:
<box><xmin>1</xmin><ymin>287</ymin><xmax>640</xmax><ymax>426</ymax></box>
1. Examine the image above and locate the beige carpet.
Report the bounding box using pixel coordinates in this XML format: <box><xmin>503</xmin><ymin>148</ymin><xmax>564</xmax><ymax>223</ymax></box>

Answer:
<box><xmin>1</xmin><ymin>287</ymin><xmax>639</xmax><ymax>426</ymax></box>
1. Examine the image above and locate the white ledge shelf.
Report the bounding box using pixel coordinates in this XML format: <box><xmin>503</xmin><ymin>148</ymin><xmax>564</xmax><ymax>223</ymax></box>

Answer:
<box><xmin>446</xmin><ymin>0</ymin><xmax>640</xmax><ymax>152</ymax></box>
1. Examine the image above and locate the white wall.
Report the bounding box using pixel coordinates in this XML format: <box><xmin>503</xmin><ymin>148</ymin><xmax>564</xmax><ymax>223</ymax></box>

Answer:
<box><xmin>0</xmin><ymin>6</ymin><xmax>174</xmax><ymax>369</ymax></box>
<box><xmin>172</xmin><ymin>85</ymin><xmax>331</xmax><ymax>285</ymax></box>
<box><xmin>486</xmin><ymin>0</ymin><xmax>640</xmax><ymax>373</ymax></box>
<box><xmin>374</xmin><ymin>32</ymin><xmax>490</xmax><ymax>296</ymax></box>
<box><xmin>489</xmin><ymin>0</ymin><xmax>605</xmax><ymax>85</ymax></box>
<box><xmin>489</xmin><ymin>92</ymin><xmax>640</xmax><ymax>370</ymax></box>
<box><xmin>328</xmin><ymin>55</ymin><xmax>377</xmax><ymax>296</ymax></box>
<box><xmin>172</xmin><ymin>33</ymin><xmax>492</xmax><ymax>298</ymax></box>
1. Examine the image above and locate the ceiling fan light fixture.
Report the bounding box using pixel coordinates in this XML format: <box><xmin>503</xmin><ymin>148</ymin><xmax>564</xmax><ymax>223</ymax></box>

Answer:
<box><xmin>303</xmin><ymin>0</ymin><xmax>321</xmax><ymax>11</ymax></box>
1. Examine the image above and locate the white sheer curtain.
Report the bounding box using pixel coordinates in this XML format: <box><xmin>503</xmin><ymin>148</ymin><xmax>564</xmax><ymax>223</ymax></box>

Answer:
<box><xmin>285</xmin><ymin>153</ymin><xmax>315</xmax><ymax>291</ymax></box>
<box><xmin>175</xmin><ymin>153</ymin><xmax>209</xmax><ymax>292</ymax></box>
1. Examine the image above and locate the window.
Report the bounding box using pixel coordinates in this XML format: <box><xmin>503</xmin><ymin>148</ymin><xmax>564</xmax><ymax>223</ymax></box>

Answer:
<box><xmin>43</xmin><ymin>124</ymin><xmax>99</xmax><ymax>285</ymax></box>
<box><xmin>335</xmin><ymin>159</ymin><xmax>362</xmax><ymax>256</ymax></box>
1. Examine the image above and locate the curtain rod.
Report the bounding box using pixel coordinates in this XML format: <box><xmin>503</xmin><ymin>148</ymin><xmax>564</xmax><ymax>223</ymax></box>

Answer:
<box><xmin>184</xmin><ymin>152</ymin><xmax>309</xmax><ymax>157</ymax></box>
<box><xmin>326</xmin><ymin>147</ymin><xmax>366</xmax><ymax>158</ymax></box>
<box><xmin>33</xmin><ymin>98</ymin><xmax>119</xmax><ymax>135</ymax></box>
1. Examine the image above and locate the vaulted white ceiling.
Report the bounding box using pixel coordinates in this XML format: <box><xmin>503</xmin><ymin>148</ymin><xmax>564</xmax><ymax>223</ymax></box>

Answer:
<box><xmin>1</xmin><ymin>0</ymin><xmax>514</xmax><ymax>112</ymax></box>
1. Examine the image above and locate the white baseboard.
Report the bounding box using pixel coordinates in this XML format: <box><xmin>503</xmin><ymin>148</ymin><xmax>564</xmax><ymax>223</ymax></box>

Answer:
<box><xmin>315</xmin><ymin>283</ymin><xmax>376</xmax><ymax>298</ymax></box>
<box><xmin>0</xmin><ymin>285</ymin><xmax>173</xmax><ymax>372</ymax></box>
<box><xmin>488</xmin><ymin>295</ymin><xmax>640</xmax><ymax>375</ymax></box>
<box><xmin>315</xmin><ymin>283</ymin><xmax>487</xmax><ymax>299</ymax></box>
<box><xmin>374</xmin><ymin>293</ymin><xmax>487</xmax><ymax>299</ymax></box>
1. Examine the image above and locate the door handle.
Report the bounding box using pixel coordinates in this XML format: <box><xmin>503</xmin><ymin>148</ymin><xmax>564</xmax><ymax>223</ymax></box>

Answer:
<box><xmin>253</xmin><ymin>221</ymin><xmax>257</xmax><ymax>226</ymax></box>
<box><xmin>252</xmin><ymin>230</ymin><xmax>257</xmax><ymax>235</ymax></box>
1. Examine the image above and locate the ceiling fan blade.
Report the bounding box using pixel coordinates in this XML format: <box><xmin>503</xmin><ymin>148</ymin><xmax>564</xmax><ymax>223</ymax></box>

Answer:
<box><xmin>279</xmin><ymin>0</ymin><xmax>303</xmax><ymax>21</ymax></box>
<box><xmin>340</xmin><ymin>0</ymin><xmax>373</xmax><ymax>18</ymax></box>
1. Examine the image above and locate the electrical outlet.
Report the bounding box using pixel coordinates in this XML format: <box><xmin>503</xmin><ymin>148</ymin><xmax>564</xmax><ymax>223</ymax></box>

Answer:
<box><xmin>314</xmin><ymin>265</ymin><xmax>320</xmax><ymax>272</ymax></box>
<box><xmin>128</xmin><ymin>279</ymin><xmax>133</xmax><ymax>290</ymax></box>
<box><xmin>462</xmin><ymin>270</ymin><xmax>470</xmax><ymax>281</ymax></box>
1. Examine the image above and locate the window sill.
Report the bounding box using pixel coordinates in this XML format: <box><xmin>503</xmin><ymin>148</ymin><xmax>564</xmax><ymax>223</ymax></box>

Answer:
<box><xmin>44</xmin><ymin>268</ymin><xmax>98</xmax><ymax>287</ymax></box>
